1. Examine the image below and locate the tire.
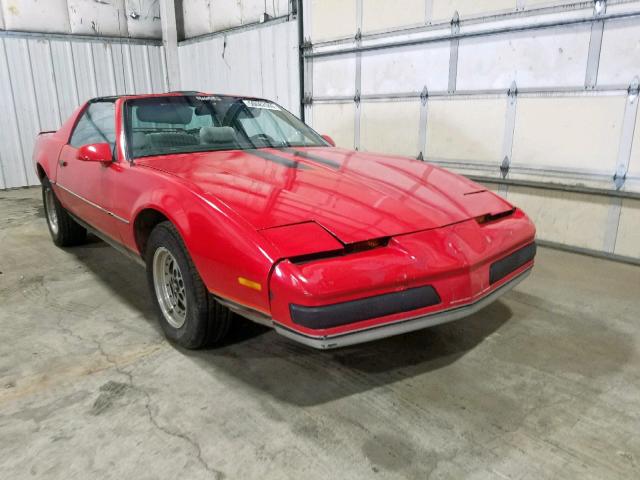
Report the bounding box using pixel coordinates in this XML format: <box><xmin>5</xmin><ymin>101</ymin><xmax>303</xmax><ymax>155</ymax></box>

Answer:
<box><xmin>42</xmin><ymin>177</ymin><xmax>87</xmax><ymax>247</ymax></box>
<box><xmin>145</xmin><ymin>221</ymin><xmax>232</xmax><ymax>349</ymax></box>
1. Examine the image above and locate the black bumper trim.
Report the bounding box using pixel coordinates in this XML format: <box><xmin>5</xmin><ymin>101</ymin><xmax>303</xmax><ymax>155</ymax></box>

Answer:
<box><xmin>290</xmin><ymin>285</ymin><xmax>441</xmax><ymax>330</ymax></box>
<box><xmin>490</xmin><ymin>242</ymin><xmax>536</xmax><ymax>285</ymax></box>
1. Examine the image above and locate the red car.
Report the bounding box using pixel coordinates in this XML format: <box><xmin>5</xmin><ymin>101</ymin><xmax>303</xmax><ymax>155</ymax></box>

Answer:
<box><xmin>33</xmin><ymin>93</ymin><xmax>536</xmax><ymax>349</ymax></box>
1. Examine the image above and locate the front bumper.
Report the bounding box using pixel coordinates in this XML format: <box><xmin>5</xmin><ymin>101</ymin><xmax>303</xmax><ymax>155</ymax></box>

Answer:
<box><xmin>273</xmin><ymin>266</ymin><xmax>531</xmax><ymax>349</ymax></box>
<box><xmin>265</xmin><ymin>210</ymin><xmax>536</xmax><ymax>348</ymax></box>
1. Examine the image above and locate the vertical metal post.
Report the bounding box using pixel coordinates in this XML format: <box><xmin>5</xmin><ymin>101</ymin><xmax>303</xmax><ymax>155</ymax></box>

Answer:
<box><xmin>417</xmin><ymin>86</ymin><xmax>429</xmax><ymax>160</ymax></box>
<box><xmin>614</xmin><ymin>77</ymin><xmax>640</xmax><ymax>190</ymax></box>
<box><xmin>604</xmin><ymin>77</ymin><xmax>639</xmax><ymax>253</ymax></box>
<box><xmin>585</xmin><ymin>0</ymin><xmax>606</xmax><ymax>89</ymax></box>
<box><xmin>500</xmin><ymin>81</ymin><xmax>518</xmax><ymax>195</ymax></box>
<box><xmin>301</xmin><ymin>0</ymin><xmax>313</xmax><ymax>123</ymax></box>
<box><xmin>296</xmin><ymin>0</ymin><xmax>305</xmax><ymax>120</ymax></box>
<box><xmin>159</xmin><ymin>0</ymin><xmax>181</xmax><ymax>91</ymax></box>
<box><xmin>448</xmin><ymin>11</ymin><xmax>460</xmax><ymax>94</ymax></box>
<box><xmin>354</xmin><ymin>0</ymin><xmax>363</xmax><ymax>150</ymax></box>
<box><xmin>501</xmin><ymin>82</ymin><xmax>518</xmax><ymax>174</ymax></box>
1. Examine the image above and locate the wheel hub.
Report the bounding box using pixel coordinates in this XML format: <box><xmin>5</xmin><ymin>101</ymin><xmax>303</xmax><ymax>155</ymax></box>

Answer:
<box><xmin>44</xmin><ymin>186</ymin><xmax>59</xmax><ymax>235</ymax></box>
<box><xmin>152</xmin><ymin>247</ymin><xmax>187</xmax><ymax>328</ymax></box>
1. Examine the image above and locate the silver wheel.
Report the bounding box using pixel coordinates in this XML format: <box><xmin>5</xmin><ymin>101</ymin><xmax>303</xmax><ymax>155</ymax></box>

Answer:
<box><xmin>152</xmin><ymin>247</ymin><xmax>188</xmax><ymax>328</ymax></box>
<box><xmin>44</xmin><ymin>185</ymin><xmax>59</xmax><ymax>235</ymax></box>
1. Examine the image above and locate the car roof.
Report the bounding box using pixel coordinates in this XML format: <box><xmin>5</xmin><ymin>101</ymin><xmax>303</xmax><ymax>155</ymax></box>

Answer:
<box><xmin>89</xmin><ymin>91</ymin><xmax>268</xmax><ymax>102</ymax></box>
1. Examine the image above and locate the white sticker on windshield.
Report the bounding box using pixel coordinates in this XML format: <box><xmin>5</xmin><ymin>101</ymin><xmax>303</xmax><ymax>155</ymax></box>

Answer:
<box><xmin>196</xmin><ymin>95</ymin><xmax>221</xmax><ymax>101</ymax></box>
<box><xmin>243</xmin><ymin>99</ymin><xmax>279</xmax><ymax>110</ymax></box>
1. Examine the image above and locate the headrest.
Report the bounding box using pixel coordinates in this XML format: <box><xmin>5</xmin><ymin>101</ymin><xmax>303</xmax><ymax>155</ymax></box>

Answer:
<box><xmin>131</xmin><ymin>132</ymin><xmax>148</xmax><ymax>149</ymax></box>
<box><xmin>200</xmin><ymin>126</ymin><xmax>236</xmax><ymax>144</ymax></box>
<box><xmin>146</xmin><ymin>133</ymin><xmax>199</xmax><ymax>147</ymax></box>
<box><xmin>136</xmin><ymin>104</ymin><xmax>193</xmax><ymax>124</ymax></box>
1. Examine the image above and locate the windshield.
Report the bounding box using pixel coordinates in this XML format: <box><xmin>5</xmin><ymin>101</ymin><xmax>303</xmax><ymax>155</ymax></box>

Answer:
<box><xmin>124</xmin><ymin>95</ymin><xmax>328</xmax><ymax>159</ymax></box>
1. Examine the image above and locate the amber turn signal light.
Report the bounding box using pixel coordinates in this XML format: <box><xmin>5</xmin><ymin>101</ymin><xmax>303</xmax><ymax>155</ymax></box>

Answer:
<box><xmin>238</xmin><ymin>277</ymin><xmax>262</xmax><ymax>291</ymax></box>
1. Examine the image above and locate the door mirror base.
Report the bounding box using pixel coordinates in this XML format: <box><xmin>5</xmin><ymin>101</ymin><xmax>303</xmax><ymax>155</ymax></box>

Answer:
<box><xmin>321</xmin><ymin>134</ymin><xmax>336</xmax><ymax>147</ymax></box>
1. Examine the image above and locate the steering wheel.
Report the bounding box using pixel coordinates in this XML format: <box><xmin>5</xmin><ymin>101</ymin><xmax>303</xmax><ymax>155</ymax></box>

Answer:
<box><xmin>249</xmin><ymin>133</ymin><xmax>277</xmax><ymax>144</ymax></box>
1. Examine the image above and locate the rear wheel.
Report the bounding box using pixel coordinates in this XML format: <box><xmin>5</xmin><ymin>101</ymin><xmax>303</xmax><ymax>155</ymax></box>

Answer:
<box><xmin>42</xmin><ymin>178</ymin><xmax>87</xmax><ymax>247</ymax></box>
<box><xmin>145</xmin><ymin>221</ymin><xmax>232</xmax><ymax>349</ymax></box>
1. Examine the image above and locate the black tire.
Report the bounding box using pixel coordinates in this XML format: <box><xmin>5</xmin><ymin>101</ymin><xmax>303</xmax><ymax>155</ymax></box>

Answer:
<box><xmin>42</xmin><ymin>177</ymin><xmax>87</xmax><ymax>247</ymax></box>
<box><xmin>145</xmin><ymin>221</ymin><xmax>232</xmax><ymax>349</ymax></box>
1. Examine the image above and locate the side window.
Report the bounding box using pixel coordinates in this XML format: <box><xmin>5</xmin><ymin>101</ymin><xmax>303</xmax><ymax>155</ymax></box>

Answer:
<box><xmin>70</xmin><ymin>102</ymin><xmax>116</xmax><ymax>148</ymax></box>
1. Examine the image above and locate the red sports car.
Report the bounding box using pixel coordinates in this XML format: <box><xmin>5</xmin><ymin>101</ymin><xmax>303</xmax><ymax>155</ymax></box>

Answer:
<box><xmin>33</xmin><ymin>93</ymin><xmax>536</xmax><ymax>349</ymax></box>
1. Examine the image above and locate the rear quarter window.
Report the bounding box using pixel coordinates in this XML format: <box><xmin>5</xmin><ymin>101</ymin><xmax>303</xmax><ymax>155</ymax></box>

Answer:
<box><xmin>70</xmin><ymin>101</ymin><xmax>116</xmax><ymax>148</ymax></box>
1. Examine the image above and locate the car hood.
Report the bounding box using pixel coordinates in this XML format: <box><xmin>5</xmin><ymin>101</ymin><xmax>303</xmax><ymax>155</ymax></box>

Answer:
<box><xmin>137</xmin><ymin>147</ymin><xmax>513</xmax><ymax>244</ymax></box>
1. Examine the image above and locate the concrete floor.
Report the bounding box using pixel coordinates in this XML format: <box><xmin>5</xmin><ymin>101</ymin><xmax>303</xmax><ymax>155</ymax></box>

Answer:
<box><xmin>1</xmin><ymin>187</ymin><xmax>639</xmax><ymax>480</ymax></box>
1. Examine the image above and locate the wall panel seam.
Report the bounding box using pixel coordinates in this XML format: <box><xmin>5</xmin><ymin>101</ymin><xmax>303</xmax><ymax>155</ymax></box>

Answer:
<box><xmin>24</xmin><ymin>39</ymin><xmax>41</xmax><ymax>183</ymax></box>
<box><xmin>106</xmin><ymin>43</ymin><xmax>118</xmax><ymax>95</ymax></box>
<box><xmin>67</xmin><ymin>41</ymin><xmax>80</xmax><ymax>107</ymax></box>
<box><xmin>143</xmin><ymin>45</ymin><xmax>153</xmax><ymax>92</ymax></box>
<box><xmin>604</xmin><ymin>197</ymin><xmax>623</xmax><ymax>252</ymax></box>
<box><xmin>47</xmin><ymin>40</ymin><xmax>63</xmax><ymax>126</ymax></box>
<box><xmin>87</xmin><ymin>43</ymin><xmax>99</xmax><ymax>97</ymax></box>
<box><xmin>2</xmin><ymin>38</ymin><xmax>27</xmax><ymax>186</ymax></box>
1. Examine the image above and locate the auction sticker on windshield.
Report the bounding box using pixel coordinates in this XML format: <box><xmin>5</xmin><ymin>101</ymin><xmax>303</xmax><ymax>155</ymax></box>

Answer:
<box><xmin>243</xmin><ymin>99</ymin><xmax>279</xmax><ymax>110</ymax></box>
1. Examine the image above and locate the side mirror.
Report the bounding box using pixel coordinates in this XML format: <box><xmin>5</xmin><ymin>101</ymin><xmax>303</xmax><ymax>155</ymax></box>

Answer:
<box><xmin>321</xmin><ymin>134</ymin><xmax>336</xmax><ymax>147</ymax></box>
<box><xmin>77</xmin><ymin>143</ymin><xmax>113</xmax><ymax>163</ymax></box>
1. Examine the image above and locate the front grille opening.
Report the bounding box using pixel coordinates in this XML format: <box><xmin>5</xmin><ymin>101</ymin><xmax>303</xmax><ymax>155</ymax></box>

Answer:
<box><xmin>344</xmin><ymin>237</ymin><xmax>390</xmax><ymax>254</ymax></box>
<box><xmin>289</xmin><ymin>237</ymin><xmax>390</xmax><ymax>265</ymax></box>
<box><xmin>289</xmin><ymin>249</ymin><xmax>344</xmax><ymax>265</ymax></box>
<box><xmin>475</xmin><ymin>208</ymin><xmax>516</xmax><ymax>225</ymax></box>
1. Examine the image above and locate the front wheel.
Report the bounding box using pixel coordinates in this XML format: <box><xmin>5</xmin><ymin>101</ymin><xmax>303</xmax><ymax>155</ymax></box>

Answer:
<box><xmin>42</xmin><ymin>178</ymin><xmax>87</xmax><ymax>247</ymax></box>
<box><xmin>145</xmin><ymin>221</ymin><xmax>232</xmax><ymax>349</ymax></box>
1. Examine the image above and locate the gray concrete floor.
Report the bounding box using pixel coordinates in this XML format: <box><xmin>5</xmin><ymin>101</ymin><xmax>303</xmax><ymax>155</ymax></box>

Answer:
<box><xmin>1</xmin><ymin>187</ymin><xmax>639</xmax><ymax>480</ymax></box>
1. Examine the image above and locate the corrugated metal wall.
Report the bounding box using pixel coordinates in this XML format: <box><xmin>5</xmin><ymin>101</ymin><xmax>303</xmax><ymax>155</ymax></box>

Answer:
<box><xmin>0</xmin><ymin>34</ymin><xmax>167</xmax><ymax>189</ymax></box>
<box><xmin>0</xmin><ymin>0</ymin><xmax>167</xmax><ymax>190</ymax></box>
<box><xmin>178</xmin><ymin>18</ymin><xmax>300</xmax><ymax>114</ymax></box>
<box><xmin>303</xmin><ymin>0</ymin><xmax>640</xmax><ymax>262</ymax></box>
<box><xmin>0</xmin><ymin>0</ymin><xmax>161</xmax><ymax>38</ymax></box>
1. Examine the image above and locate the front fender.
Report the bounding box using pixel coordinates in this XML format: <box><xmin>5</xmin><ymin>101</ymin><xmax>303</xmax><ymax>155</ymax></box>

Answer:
<box><xmin>125</xmin><ymin>169</ymin><xmax>278</xmax><ymax>314</ymax></box>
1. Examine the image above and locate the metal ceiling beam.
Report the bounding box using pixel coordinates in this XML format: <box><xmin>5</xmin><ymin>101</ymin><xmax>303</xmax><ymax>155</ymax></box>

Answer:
<box><xmin>159</xmin><ymin>0</ymin><xmax>181</xmax><ymax>91</ymax></box>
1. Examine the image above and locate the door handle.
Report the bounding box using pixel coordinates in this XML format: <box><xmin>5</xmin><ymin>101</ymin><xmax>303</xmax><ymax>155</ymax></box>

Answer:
<box><xmin>59</xmin><ymin>159</ymin><xmax>67</xmax><ymax>167</ymax></box>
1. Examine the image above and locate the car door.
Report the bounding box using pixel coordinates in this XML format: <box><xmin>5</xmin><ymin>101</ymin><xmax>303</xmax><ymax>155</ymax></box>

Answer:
<box><xmin>55</xmin><ymin>100</ymin><xmax>124</xmax><ymax>242</ymax></box>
